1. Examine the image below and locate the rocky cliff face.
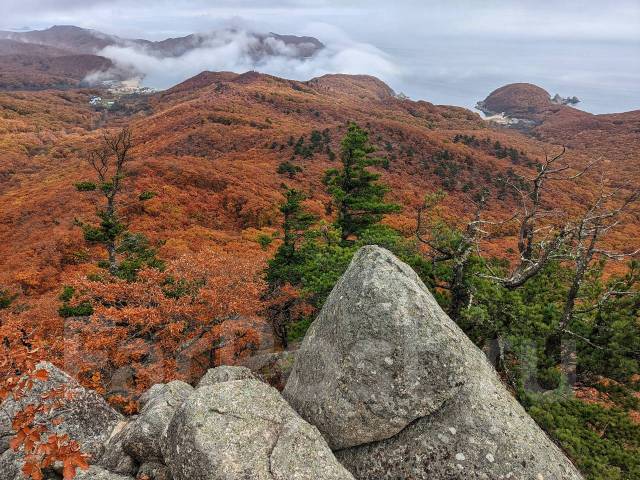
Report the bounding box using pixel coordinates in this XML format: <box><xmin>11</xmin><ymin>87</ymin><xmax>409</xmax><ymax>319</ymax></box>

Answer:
<box><xmin>1</xmin><ymin>246</ymin><xmax>583</xmax><ymax>480</ymax></box>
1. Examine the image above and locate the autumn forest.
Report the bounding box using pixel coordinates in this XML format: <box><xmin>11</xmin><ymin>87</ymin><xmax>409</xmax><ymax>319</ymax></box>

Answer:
<box><xmin>1</xmin><ymin>49</ymin><xmax>640</xmax><ymax>480</ymax></box>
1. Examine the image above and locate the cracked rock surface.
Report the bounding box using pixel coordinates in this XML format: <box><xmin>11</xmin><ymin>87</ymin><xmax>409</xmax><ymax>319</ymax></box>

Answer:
<box><xmin>98</xmin><ymin>380</ymin><xmax>193</xmax><ymax>474</ymax></box>
<box><xmin>284</xmin><ymin>246</ymin><xmax>584</xmax><ymax>479</ymax></box>
<box><xmin>162</xmin><ymin>379</ymin><xmax>354</xmax><ymax>480</ymax></box>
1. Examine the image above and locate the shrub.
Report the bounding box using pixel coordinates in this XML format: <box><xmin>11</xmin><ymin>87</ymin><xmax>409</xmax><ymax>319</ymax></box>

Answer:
<box><xmin>0</xmin><ymin>289</ymin><xmax>17</xmax><ymax>309</ymax></box>
<box><xmin>58</xmin><ymin>301</ymin><xmax>94</xmax><ymax>318</ymax></box>
<box><xmin>138</xmin><ymin>190</ymin><xmax>156</xmax><ymax>201</ymax></box>
<box><xmin>74</xmin><ymin>181</ymin><xmax>97</xmax><ymax>192</ymax></box>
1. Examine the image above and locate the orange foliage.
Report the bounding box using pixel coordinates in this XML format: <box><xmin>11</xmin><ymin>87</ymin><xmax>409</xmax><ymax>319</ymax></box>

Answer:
<box><xmin>0</xmin><ymin>333</ymin><xmax>89</xmax><ymax>480</ymax></box>
<box><xmin>59</xmin><ymin>245</ymin><xmax>266</xmax><ymax>404</ymax></box>
<box><xmin>1</xmin><ymin>71</ymin><xmax>638</xmax><ymax>415</ymax></box>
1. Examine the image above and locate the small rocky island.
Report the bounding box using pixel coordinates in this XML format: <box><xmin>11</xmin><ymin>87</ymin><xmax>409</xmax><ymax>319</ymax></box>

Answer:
<box><xmin>477</xmin><ymin>82</ymin><xmax>580</xmax><ymax>128</ymax></box>
<box><xmin>1</xmin><ymin>246</ymin><xmax>583</xmax><ymax>479</ymax></box>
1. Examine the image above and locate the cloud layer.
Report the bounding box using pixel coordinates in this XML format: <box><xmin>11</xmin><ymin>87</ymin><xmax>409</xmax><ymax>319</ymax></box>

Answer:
<box><xmin>93</xmin><ymin>26</ymin><xmax>400</xmax><ymax>90</ymax></box>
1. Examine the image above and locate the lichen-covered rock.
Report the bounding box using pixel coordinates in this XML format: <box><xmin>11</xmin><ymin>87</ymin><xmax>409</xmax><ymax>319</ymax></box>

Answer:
<box><xmin>137</xmin><ymin>384</ymin><xmax>167</xmax><ymax>410</ymax></box>
<box><xmin>0</xmin><ymin>362</ymin><xmax>122</xmax><ymax>461</ymax></box>
<box><xmin>95</xmin><ymin>420</ymin><xmax>137</xmax><ymax>476</ymax></box>
<box><xmin>196</xmin><ymin>365</ymin><xmax>256</xmax><ymax>387</ymax></box>
<box><xmin>162</xmin><ymin>379</ymin><xmax>354</xmax><ymax>480</ymax></box>
<box><xmin>74</xmin><ymin>465</ymin><xmax>134</xmax><ymax>480</ymax></box>
<box><xmin>283</xmin><ymin>245</ymin><xmax>467</xmax><ymax>450</ymax></box>
<box><xmin>99</xmin><ymin>380</ymin><xmax>193</xmax><ymax>471</ymax></box>
<box><xmin>137</xmin><ymin>461</ymin><xmax>172</xmax><ymax>480</ymax></box>
<box><xmin>123</xmin><ymin>380</ymin><xmax>193</xmax><ymax>463</ymax></box>
<box><xmin>0</xmin><ymin>449</ymin><xmax>24</xmax><ymax>480</ymax></box>
<box><xmin>284</xmin><ymin>246</ymin><xmax>584</xmax><ymax>479</ymax></box>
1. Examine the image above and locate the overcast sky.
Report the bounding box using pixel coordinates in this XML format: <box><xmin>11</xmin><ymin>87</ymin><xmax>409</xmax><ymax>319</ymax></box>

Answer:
<box><xmin>3</xmin><ymin>1</ymin><xmax>639</xmax><ymax>113</ymax></box>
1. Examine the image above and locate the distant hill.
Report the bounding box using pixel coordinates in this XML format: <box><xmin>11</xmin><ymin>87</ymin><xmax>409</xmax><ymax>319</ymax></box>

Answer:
<box><xmin>0</xmin><ymin>25</ymin><xmax>326</xmax><ymax>90</ymax></box>
<box><xmin>0</xmin><ymin>25</ymin><xmax>325</xmax><ymax>58</ymax></box>
<box><xmin>477</xmin><ymin>83</ymin><xmax>557</xmax><ymax>120</ymax></box>
<box><xmin>0</xmin><ymin>25</ymin><xmax>116</xmax><ymax>55</ymax></box>
<box><xmin>476</xmin><ymin>83</ymin><xmax>640</xmax><ymax>180</ymax></box>
<box><xmin>0</xmin><ymin>53</ymin><xmax>115</xmax><ymax>90</ymax></box>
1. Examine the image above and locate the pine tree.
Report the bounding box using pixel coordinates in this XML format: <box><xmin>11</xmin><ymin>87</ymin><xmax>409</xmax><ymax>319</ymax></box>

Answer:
<box><xmin>324</xmin><ymin>123</ymin><xmax>400</xmax><ymax>242</ymax></box>
<box><xmin>265</xmin><ymin>187</ymin><xmax>317</xmax><ymax>347</ymax></box>
<box><xmin>266</xmin><ymin>187</ymin><xmax>317</xmax><ymax>288</ymax></box>
<box><xmin>75</xmin><ymin>127</ymin><xmax>163</xmax><ymax>280</ymax></box>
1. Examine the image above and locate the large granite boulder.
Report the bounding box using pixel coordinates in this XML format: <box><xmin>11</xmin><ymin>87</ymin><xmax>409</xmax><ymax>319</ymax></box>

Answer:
<box><xmin>0</xmin><ymin>362</ymin><xmax>122</xmax><ymax>461</ymax></box>
<box><xmin>162</xmin><ymin>379</ymin><xmax>354</xmax><ymax>480</ymax></box>
<box><xmin>284</xmin><ymin>246</ymin><xmax>584</xmax><ymax>479</ymax></box>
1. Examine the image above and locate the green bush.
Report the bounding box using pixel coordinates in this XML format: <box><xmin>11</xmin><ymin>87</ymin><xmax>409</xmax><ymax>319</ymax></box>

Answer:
<box><xmin>59</xmin><ymin>286</ymin><xmax>75</xmax><ymax>302</ymax></box>
<box><xmin>162</xmin><ymin>276</ymin><xmax>204</xmax><ymax>299</ymax></box>
<box><xmin>0</xmin><ymin>289</ymin><xmax>17</xmax><ymax>309</ymax></box>
<box><xmin>257</xmin><ymin>234</ymin><xmax>273</xmax><ymax>249</ymax></box>
<box><xmin>74</xmin><ymin>181</ymin><xmax>97</xmax><ymax>191</ymax></box>
<box><xmin>113</xmin><ymin>232</ymin><xmax>165</xmax><ymax>281</ymax></box>
<box><xmin>277</xmin><ymin>161</ymin><xmax>302</xmax><ymax>178</ymax></box>
<box><xmin>138</xmin><ymin>190</ymin><xmax>157</xmax><ymax>201</ymax></box>
<box><xmin>529</xmin><ymin>399</ymin><xmax>640</xmax><ymax>479</ymax></box>
<box><xmin>58</xmin><ymin>301</ymin><xmax>94</xmax><ymax>318</ymax></box>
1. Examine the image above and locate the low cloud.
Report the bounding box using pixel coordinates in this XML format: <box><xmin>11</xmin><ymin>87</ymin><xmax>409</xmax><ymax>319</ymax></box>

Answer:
<box><xmin>91</xmin><ymin>25</ymin><xmax>400</xmax><ymax>90</ymax></box>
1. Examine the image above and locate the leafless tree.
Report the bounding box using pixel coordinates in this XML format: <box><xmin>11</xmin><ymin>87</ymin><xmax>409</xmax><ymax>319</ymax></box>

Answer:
<box><xmin>559</xmin><ymin>183</ymin><xmax>639</xmax><ymax>334</ymax></box>
<box><xmin>83</xmin><ymin>127</ymin><xmax>133</xmax><ymax>273</ymax></box>
<box><xmin>482</xmin><ymin>148</ymin><xmax>596</xmax><ymax>289</ymax></box>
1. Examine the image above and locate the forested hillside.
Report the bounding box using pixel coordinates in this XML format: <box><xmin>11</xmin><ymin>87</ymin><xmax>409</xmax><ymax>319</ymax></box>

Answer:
<box><xmin>1</xmin><ymin>72</ymin><xmax>639</xmax><ymax>479</ymax></box>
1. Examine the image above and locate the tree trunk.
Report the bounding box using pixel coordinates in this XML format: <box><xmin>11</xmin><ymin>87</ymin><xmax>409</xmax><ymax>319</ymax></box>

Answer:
<box><xmin>107</xmin><ymin>241</ymin><xmax>117</xmax><ymax>274</ymax></box>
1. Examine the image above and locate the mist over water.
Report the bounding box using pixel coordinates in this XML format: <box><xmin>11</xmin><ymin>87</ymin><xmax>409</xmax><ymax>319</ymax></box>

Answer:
<box><xmin>94</xmin><ymin>22</ymin><xmax>640</xmax><ymax>115</ymax></box>
<box><xmin>4</xmin><ymin>1</ymin><xmax>639</xmax><ymax>114</ymax></box>
<box><xmin>383</xmin><ymin>38</ymin><xmax>639</xmax><ymax>114</ymax></box>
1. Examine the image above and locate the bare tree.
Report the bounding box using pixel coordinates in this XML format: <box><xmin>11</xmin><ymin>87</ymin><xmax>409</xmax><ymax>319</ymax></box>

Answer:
<box><xmin>559</xmin><ymin>183</ymin><xmax>639</xmax><ymax>334</ymax></box>
<box><xmin>482</xmin><ymin>148</ymin><xmax>595</xmax><ymax>289</ymax></box>
<box><xmin>77</xmin><ymin>127</ymin><xmax>133</xmax><ymax>273</ymax></box>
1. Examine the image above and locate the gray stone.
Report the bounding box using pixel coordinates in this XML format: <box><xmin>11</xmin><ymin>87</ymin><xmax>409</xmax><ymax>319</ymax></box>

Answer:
<box><xmin>137</xmin><ymin>384</ymin><xmax>167</xmax><ymax>410</ymax></box>
<box><xmin>100</xmin><ymin>380</ymin><xmax>193</xmax><ymax>469</ymax></box>
<box><xmin>196</xmin><ymin>365</ymin><xmax>256</xmax><ymax>388</ymax></box>
<box><xmin>162</xmin><ymin>379</ymin><xmax>354</xmax><ymax>480</ymax></box>
<box><xmin>95</xmin><ymin>420</ymin><xmax>137</xmax><ymax>476</ymax></box>
<box><xmin>137</xmin><ymin>461</ymin><xmax>172</xmax><ymax>480</ymax></box>
<box><xmin>0</xmin><ymin>362</ymin><xmax>122</xmax><ymax>461</ymax></box>
<box><xmin>0</xmin><ymin>449</ymin><xmax>24</xmax><ymax>480</ymax></box>
<box><xmin>74</xmin><ymin>465</ymin><xmax>134</xmax><ymax>480</ymax></box>
<box><xmin>284</xmin><ymin>246</ymin><xmax>584</xmax><ymax>479</ymax></box>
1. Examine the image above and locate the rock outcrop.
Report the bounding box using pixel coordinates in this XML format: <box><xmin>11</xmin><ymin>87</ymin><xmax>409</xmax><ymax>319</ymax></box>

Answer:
<box><xmin>0</xmin><ymin>362</ymin><xmax>122</xmax><ymax>460</ymax></box>
<box><xmin>196</xmin><ymin>365</ymin><xmax>256</xmax><ymax>387</ymax></box>
<box><xmin>99</xmin><ymin>380</ymin><xmax>193</xmax><ymax>474</ymax></box>
<box><xmin>284</xmin><ymin>246</ymin><xmax>584</xmax><ymax>479</ymax></box>
<box><xmin>1</xmin><ymin>248</ymin><xmax>590</xmax><ymax>480</ymax></box>
<box><xmin>163</xmin><ymin>379</ymin><xmax>354</xmax><ymax>480</ymax></box>
<box><xmin>74</xmin><ymin>466</ymin><xmax>134</xmax><ymax>480</ymax></box>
